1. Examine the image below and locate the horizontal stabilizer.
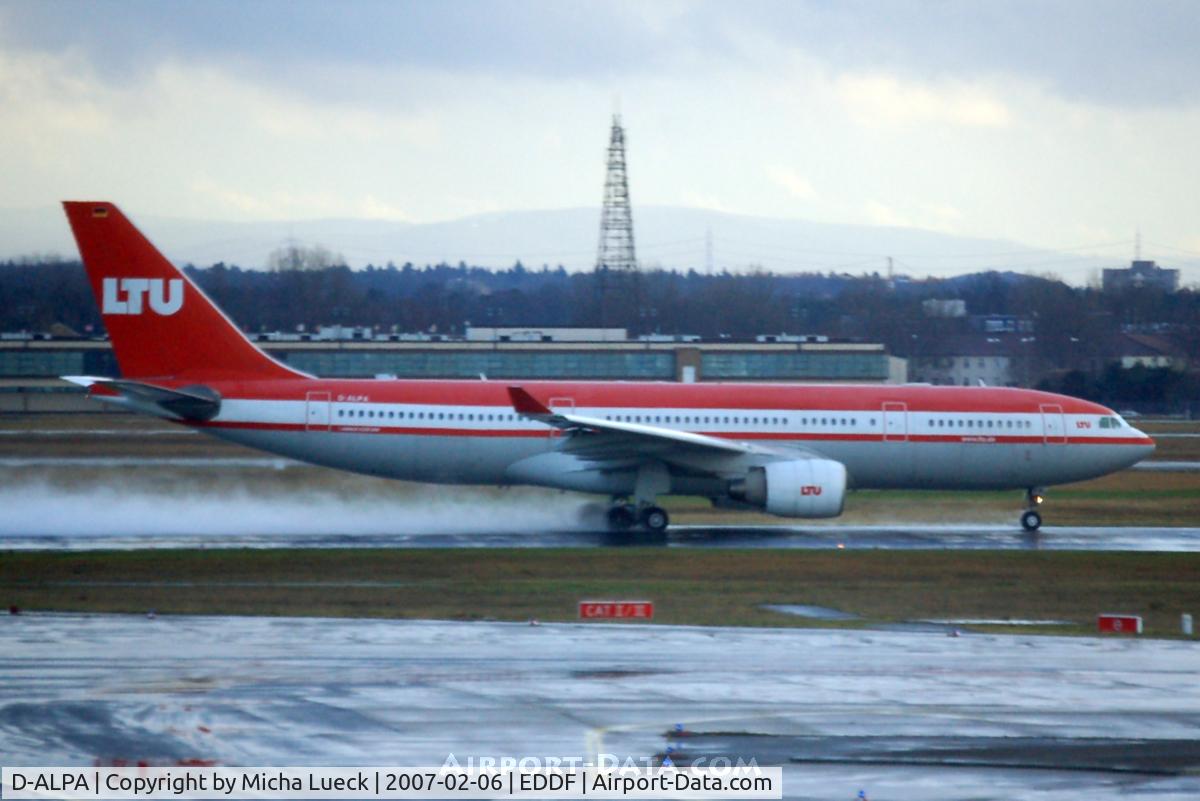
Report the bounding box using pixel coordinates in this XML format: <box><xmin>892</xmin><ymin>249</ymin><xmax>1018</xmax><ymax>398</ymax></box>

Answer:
<box><xmin>63</xmin><ymin>376</ymin><xmax>221</xmax><ymax>421</ymax></box>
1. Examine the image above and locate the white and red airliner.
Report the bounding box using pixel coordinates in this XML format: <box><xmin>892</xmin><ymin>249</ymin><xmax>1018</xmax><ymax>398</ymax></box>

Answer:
<box><xmin>62</xmin><ymin>202</ymin><xmax>1154</xmax><ymax>532</ymax></box>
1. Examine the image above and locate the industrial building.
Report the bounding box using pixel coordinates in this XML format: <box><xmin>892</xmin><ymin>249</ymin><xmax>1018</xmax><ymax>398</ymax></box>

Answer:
<box><xmin>1102</xmin><ymin>259</ymin><xmax>1180</xmax><ymax>293</ymax></box>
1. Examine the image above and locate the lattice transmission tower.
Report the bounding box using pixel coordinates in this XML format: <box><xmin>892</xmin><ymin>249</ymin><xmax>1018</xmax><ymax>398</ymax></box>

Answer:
<box><xmin>596</xmin><ymin>114</ymin><xmax>638</xmax><ymax>272</ymax></box>
<box><xmin>595</xmin><ymin>114</ymin><xmax>639</xmax><ymax>329</ymax></box>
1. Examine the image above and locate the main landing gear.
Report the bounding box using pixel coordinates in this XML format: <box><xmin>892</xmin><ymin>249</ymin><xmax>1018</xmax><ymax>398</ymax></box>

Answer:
<box><xmin>1020</xmin><ymin>487</ymin><xmax>1044</xmax><ymax>532</ymax></box>
<box><xmin>606</xmin><ymin>462</ymin><xmax>672</xmax><ymax>533</ymax></box>
<box><xmin>606</xmin><ymin>502</ymin><xmax>670</xmax><ymax>533</ymax></box>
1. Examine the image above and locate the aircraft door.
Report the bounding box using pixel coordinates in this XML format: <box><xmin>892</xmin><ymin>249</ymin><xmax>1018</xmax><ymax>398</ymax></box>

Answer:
<box><xmin>882</xmin><ymin>401</ymin><xmax>908</xmax><ymax>441</ymax></box>
<box><xmin>1040</xmin><ymin>403</ymin><xmax>1066</xmax><ymax>444</ymax></box>
<box><xmin>305</xmin><ymin>391</ymin><xmax>332</xmax><ymax>431</ymax></box>
<box><xmin>880</xmin><ymin>401</ymin><xmax>912</xmax><ymax>485</ymax></box>
<box><xmin>547</xmin><ymin>397</ymin><xmax>575</xmax><ymax>439</ymax></box>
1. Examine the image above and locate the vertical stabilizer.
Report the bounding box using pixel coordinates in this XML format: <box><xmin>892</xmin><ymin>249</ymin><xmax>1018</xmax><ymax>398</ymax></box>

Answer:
<box><xmin>62</xmin><ymin>201</ymin><xmax>305</xmax><ymax>381</ymax></box>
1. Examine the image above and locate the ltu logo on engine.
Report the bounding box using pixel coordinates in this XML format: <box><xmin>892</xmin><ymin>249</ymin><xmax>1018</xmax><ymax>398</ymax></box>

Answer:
<box><xmin>800</xmin><ymin>485</ymin><xmax>823</xmax><ymax>496</ymax></box>
<box><xmin>102</xmin><ymin>278</ymin><xmax>184</xmax><ymax>316</ymax></box>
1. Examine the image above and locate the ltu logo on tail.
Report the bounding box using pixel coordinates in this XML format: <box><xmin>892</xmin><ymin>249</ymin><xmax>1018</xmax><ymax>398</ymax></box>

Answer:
<box><xmin>102</xmin><ymin>278</ymin><xmax>183</xmax><ymax>316</ymax></box>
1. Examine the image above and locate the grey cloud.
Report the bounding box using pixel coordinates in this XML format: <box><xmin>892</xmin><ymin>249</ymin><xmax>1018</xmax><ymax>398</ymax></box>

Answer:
<box><xmin>713</xmin><ymin>0</ymin><xmax>1200</xmax><ymax>107</ymax></box>
<box><xmin>0</xmin><ymin>0</ymin><xmax>692</xmax><ymax>81</ymax></box>
<box><xmin>3</xmin><ymin>0</ymin><xmax>1199</xmax><ymax>108</ymax></box>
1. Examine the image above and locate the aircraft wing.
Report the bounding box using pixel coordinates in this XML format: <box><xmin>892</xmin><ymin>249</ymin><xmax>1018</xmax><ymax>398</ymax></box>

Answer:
<box><xmin>507</xmin><ymin>385</ymin><xmax>809</xmax><ymax>470</ymax></box>
<box><xmin>63</xmin><ymin>376</ymin><xmax>221</xmax><ymax>421</ymax></box>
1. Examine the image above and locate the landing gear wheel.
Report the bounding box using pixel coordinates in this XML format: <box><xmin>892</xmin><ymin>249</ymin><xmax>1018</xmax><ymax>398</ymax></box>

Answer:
<box><xmin>1020</xmin><ymin>509</ymin><xmax>1042</xmax><ymax>532</ymax></box>
<box><xmin>606</xmin><ymin>504</ymin><xmax>636</xmax><ymax>531</ymax></box>
<box><xmin>640</xmin><ymin>506</ymin><xmax>669</xmax><ymax>532</ymax></box>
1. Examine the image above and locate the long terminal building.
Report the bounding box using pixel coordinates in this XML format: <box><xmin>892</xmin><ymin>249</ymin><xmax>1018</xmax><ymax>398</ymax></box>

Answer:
<box><xmin>0</xmin><ymin>329</ymin><xmax>907</xmax><ymax>413</ymax></box>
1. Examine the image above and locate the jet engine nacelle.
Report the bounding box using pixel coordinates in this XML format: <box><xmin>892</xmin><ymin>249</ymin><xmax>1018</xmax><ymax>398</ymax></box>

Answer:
<box><xmin>730</xmin><ymin>459</ymin><xmax>847</xmax><ymax>518</ymax></box>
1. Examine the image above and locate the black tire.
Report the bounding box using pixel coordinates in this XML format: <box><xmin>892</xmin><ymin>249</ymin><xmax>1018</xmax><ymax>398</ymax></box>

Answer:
<box><xmin>641</xmin><ymin>506</ymin><xmax>669</xmax><ymax>532</ymax></box>
<box><xmin>1020</xmin><ymin>510</ymin><xmax>1042</xmax><ymax>532</ymax></box>
<box><xmin>606</xmin><ymin>505</ymin><xmax>636</xmax><ymax>531</ymax></box>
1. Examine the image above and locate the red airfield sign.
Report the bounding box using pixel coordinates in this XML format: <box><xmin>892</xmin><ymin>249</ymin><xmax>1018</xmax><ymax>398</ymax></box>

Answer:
<box><xmin>578</xmin><ymin>601</ymin><xmax>654</xmax><ymax>620</ymax></box>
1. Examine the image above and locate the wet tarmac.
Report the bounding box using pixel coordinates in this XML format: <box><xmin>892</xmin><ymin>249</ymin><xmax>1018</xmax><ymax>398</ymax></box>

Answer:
<box><xmin>5</xmin><ymin>524</ymin><xmax>1200</xmax><ymax>552</ymax></box>
<box><xmin>1</xmin><ymin>613</ymin><xmax>1198</xmax><ymax>800</ymax></box>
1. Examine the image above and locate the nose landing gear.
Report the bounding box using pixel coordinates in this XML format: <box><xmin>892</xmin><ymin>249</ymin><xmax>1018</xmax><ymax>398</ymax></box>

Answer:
<box><xmin>1020</xmin><ymin>488</ymin><xmax>1044</xmax><ymax>531</ymax></box>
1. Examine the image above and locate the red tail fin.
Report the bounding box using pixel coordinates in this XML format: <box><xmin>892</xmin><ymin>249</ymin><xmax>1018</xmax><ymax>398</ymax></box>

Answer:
<box><xmin>63</xmin><ymin>201</ymin><xmax>305</xmax><ymax>381</ymax></box>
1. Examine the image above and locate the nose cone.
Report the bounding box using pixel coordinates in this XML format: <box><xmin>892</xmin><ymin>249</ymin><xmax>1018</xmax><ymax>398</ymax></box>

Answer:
<box><xmin>1127</xmin><ymin>428</ymin><xmax>1156</xmax><ymax>468</ymax></box>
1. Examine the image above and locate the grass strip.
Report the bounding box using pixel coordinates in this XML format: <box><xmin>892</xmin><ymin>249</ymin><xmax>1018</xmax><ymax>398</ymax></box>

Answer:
<box><xmin>3</xmin><ymin>548</ymin><xmax>1198</xmax><ymax>638</ymax></box>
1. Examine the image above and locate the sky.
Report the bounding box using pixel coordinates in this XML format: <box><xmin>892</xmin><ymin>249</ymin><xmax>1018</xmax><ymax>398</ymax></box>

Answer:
<box><xmin>2</xmin><ymin>0</ymin><xmax>1199</xmax><ymax>280</ymax></box>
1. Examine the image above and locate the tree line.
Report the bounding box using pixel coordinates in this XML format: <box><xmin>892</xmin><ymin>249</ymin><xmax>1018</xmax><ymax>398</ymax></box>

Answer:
<box><xmin>2</xmin><ymin>256</ymin><xmax>1197</xmax><ymax>404</ymax></box>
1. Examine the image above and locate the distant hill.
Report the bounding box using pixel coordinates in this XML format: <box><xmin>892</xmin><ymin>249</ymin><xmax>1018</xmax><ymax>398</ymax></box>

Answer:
<box><xmin>0</xmin><ymin>204</ymin><xmax>1165</xmax><ymax>283</ymax></box>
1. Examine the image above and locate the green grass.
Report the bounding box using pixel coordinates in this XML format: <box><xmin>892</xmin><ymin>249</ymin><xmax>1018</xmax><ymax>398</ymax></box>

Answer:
<box><xmin>3</xmin><ymin>548</ymin><xmax>1198</xmax><ymax>639</ymax></box>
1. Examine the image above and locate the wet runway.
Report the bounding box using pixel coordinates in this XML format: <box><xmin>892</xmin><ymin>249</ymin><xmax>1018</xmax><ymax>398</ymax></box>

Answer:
<box><xmin>1</xmin><ymin>613</ymin><xmax>1197</xmax><ymax>800</ymax></box>
<box><xmin>5</xmin><ymin>524</ymin><xmax>1200</xmax><ymax>552</ymax></box>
